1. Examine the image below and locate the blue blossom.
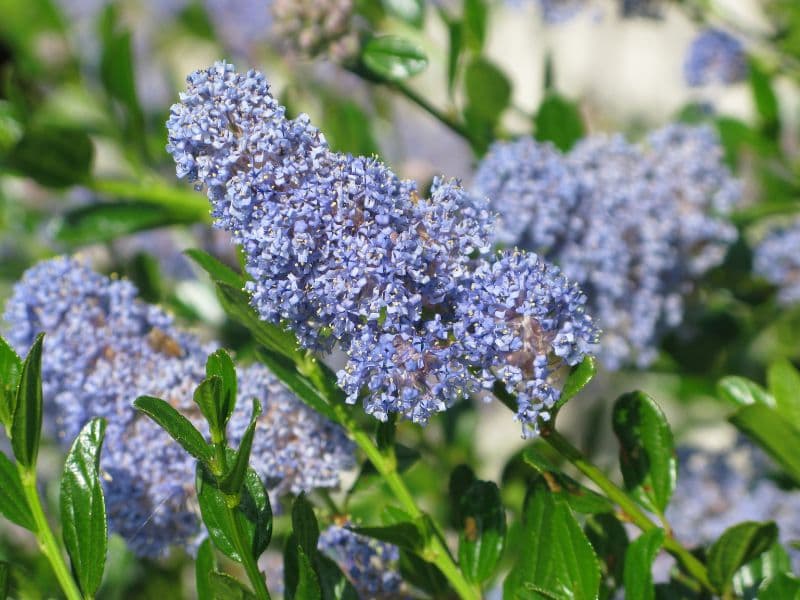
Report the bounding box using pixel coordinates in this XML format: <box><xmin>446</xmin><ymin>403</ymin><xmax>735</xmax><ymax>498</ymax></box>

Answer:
<box><xmin>472</xmin><ymin>125</ymin><xmax>740</xmax><ymax>370</ymax></box>
<box><xmin>536</xmin><ymin>0</ymin><xmax>587</xmax><ymax>23</ymax></box>
<box><xmin>754</xmin><ymin>220</ymin><xmax>800</xmax><ymax>306</ymax></box>
<box><xmin>3</xmin><ymin>256</ymin><xmax>355</xmax><ymax>557</ymax></box>
<box><xmin>667</xmin><ymin>438</ymin><xmax>800</xmax><ymax>560</ymax></box>
<box><xmin>167</xmin><ymin>62</ymin><xmax>598</xmax><ymax>434</ymax></box>
<box><xmin>684</xmin><ymin>28</ymin><xmax>748</xmax><ymax>87</ymax></box>
<box><xmin>318</xmin><ymin>525</ymin><xmax>408</xmax><ymax>599</ymax></box>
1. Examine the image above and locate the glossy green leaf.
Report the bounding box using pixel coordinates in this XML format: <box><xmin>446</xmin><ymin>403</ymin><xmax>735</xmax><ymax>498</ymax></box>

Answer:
<box><xmin>197</xmin><ymin>466</ymin><xmax>272</xmax><ymax>562</ymax></box>
<box><xmin>292</xmin><ymin>492</ymin><xmax>320</xmax><ymax>559</ymax></box>
<box><xmin>446</xmin><ymin>19</ymin><xmax>463</xmax><ymax>95</ymax></box>
<box><xmin>295</xmin><ymin>548</ymin><xmax>322</xmax><ymax>600</ymax></box>
<box><xmin>522</xmin><ymin>448</ymin><xmax>613</xmax><ymax>514</ymax></box>
<box><xmin>534</xmin><ymin>93</ymin><xmax>585</xmax><ymax>152</ymax></box>
<box><xmin>185</xmin><ymin>248</ymin><xmax>244</xmax><ymax>289</ymax></box>
<box><xmin>220</xmin><ymin>399</ymin><xmax>260</xmax><ymax>494</ymax></box>
<box><xmin>463</xmin><ymin>0</ymin><xmax>487</xmax><ymax>51</ymax></box>
<box><xmin>504</xmin><ymin>480</ymin><xmax>600</xmax><ymax>599</ymax></box>
<box><xmin>758</xmin><ymin>573</ymin><xmax>800</xmax><ymax>599</ymax></box>
<box><xmin>196</xmin><ymin>539</ymin><xmax>216</xmax><ymax>600</ymax></box>
<box><xmin>449</xmin><ymin>464</ymin><xmax>476</xmax><ymax>526</ymax></box>
<box><xmin>0</xmin><ymin>336</ymin><xmax>22</xmax><ymax>428</ymax></box>
<box><xmin>5</xmin><ymin>126</ymin><xmax>93</xmax><ymax>187</ymax></box>
<box><xmin>208</xmin><ymin>571</ymin><xmax>257</xmax><ymax>600</ymax></box>
<box><xmin>398</xmin><ymin>549</ymin><xmax>449</xmax><ymax>597</ymax></box>
<box><xmin>729</xmin><ymin>403</ymin><xmax>800</xmax><ymax>483</ymax></box>
<box><xmin>623</xmin><ymin>528</ymin><xmax>665</xmax><ymax>600</ymax></box>
<box><xmin>134</xmin><ymin>396</ymin><xmax>212</xmax><ymax>464</ymax></box>
<box><xmin>55</xmin><ymin>202</ymin><xmax>199</xmax><ymax>246</ymax></box>
<box><xmin>733</xmin><ymin>542</ymin><xmax>791</xmax><ymax>599</ymax></box>
<box><xmin>767</xmin><ymin>360</ymin><xmax>800</xmax><ymax>426</ymax></box>
<box><xmin>464</xmin><ymin>58</ymin><xmax>511</xmax><ymax>123</ymax></box>
<box><xmin>708</xmin><ymin>521</ymin><xmax>778</xmax><ymax>594</ymax></box>
<box><xmin>457</xmin><ymin>480</ymin><xmax>506</xmax><ymax>583</ymax></box>
<box><xmin>315</xmin><ymin>553</ymin><xmax>359</xmax><ymax>600</ymax></box>
<box><xmin>12</xmin><ymin>333</ymin><xmax>44</xmax><ymax>469</ymax></box>
<box><xmin>322</xmin><ymin>99</ymin><xmax>379</xmax><ymax>156</ymax></box>
<box><xmin>60</xmin><ymin>417</ymin><xmax>108</xmax><ymax>598</ymax></box>
<box><xmin>584</xmin><ymin>513</ymin><xmax>629</xmax><ymax>593</ymax></box>
<box><xmin>717</xmin><ymin>376</ymin><xmax>775</xmax><ymax>408</ymax></box>
<box><xmin>362</xmin><ymin>36</ymin><xmax>428</xmax><ymax>81</ymax></box>
<box><xmin>555</xmin><ymin>356</ymin><xmax>597</xmax><ymax>411</ymax></box>
<box><xmin>206</xmin><ymin>350</ymin><xmax>238</xmax><ymax>431</ymax></box>
<box><xmin>381</xmin><ymin>0</ymin><xmax>424</xmax><ymax>27</ymax></box>
<box><xmin>612</xmin><ymin>391</ymin><xmax>676</xmax><ymax>515</ymax></box>
<box><xmin>0</xmin><ymin>452</ymin><xmax>34</xmax><ymax>531</ymax></box>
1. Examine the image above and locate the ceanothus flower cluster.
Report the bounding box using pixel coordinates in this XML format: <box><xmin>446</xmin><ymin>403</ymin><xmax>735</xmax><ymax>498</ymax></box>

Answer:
<box><xmin>471</xmin><ymin>125</ymin><xmax>740</xmax><ymax>369</ymax></box>
<box><xmin>684</xmin><ymin>28</ymin><xmax>747</xmax><ymax>87</ymax></box>
<box><xmin>166</xmin><ymin>62</ymin><xmax>597</xmax><ymax>436</ymax></box>
<box><xmin>667</xmin><ymin>439</ymin><xmax>800</xmax><ymax>561</ymax></box>
<box><xmin>2</xmin><ymin>257</ymin><xmax>355</xmax><ymax>558</ymax></box>
<box><xmin>272</xmin><ymin>0</ymin><xmax>359</xmax><ymax>61</ymax></box>
<box><xmin>318</xmin><ymin>525</ymin><xmax>409</xmax><ymax>599</ymax></box>
<box><xmin>754</xmin><ymin>220</ymin><xmax>800</xmax><ymax>306</ymax></box>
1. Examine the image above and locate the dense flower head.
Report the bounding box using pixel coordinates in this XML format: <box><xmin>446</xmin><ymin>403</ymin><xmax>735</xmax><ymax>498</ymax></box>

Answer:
<box><xmin>471</xmin><ymin>124</ymin><xmax>740</xmax><ymax>369</ymax></box>
<box><xmin>2</xmin><ymin>256</ymin><xmax>355</xmax><ymax>557</ymax></box>
<box><xmin>272</xmin><ymin>0</ymin><xmax>359</xmax><ymax>61</ymax></box>
<box><xmin>167</xmin><ymin>62</ymin><xmax>598</xmax><ymax>434</ymax></box>
<box><xmin>318</xmin><ymin>525</ymin><xmax>408</xmax><ymax>599</ymax></box>
<box><xmin>754</xmin><ymin>219</ymin><xmax>800</xmax><ymax>306</ymax></box>
<box><xmin>667</xmin><ymin>439</ymin><xmax>800</xmax><ymax>559</ymax></box>
<box><xmin>684</xmin><ymin>28</ymin><xmax>748</xmax><ymax>87</ymax></box>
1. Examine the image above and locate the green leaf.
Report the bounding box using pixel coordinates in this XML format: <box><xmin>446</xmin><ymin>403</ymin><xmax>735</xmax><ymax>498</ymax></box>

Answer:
<box><xmin>351</xmin><ymin>522</ymin><xmax>425</xmax><ymax>552</ymax></box>
<box><xmin>0</xmin><ymin>452</ymin><xmax>34</xmax><ymax>531</ymax></box>
<box><xmin>220</xmin><ymin>399</ymin><xmax>260</xmax><ymax>494</ymax></box>
<box><xmin>717</xmin><ymin>376</ymin><xmax>775</xmax><ymax>408</ymax></box>
<box><xmin>5</xmin><ymin>126</ymin><xmax>93</xmax><ymax>187</ymax></box>
<box><xmin>584</xmin><ymin>513</ymin><xmax>629</xmax><ymax>592</ymax></box>
<box><xmin>729</xmin><ymin>403</ymin><xmax>800</xmax><ymax>483</ymax></box>
<box><xmin>292</xmin><ymin>493</ymin><xmax>320</xmax><ymax>559</ymax></box>
<box><xmin>197</xmin><ymin>466</ymin><xmax>272</xmax><ymax>562</ymax></box>
<box><xmin>60</xmin><ymin>417</ymin><xmax>108</xmax><ymax>598</ymax></box>
<box><xmin>708</xmin><ymin>521</ymin><xmax>778</xmax><ymax>594</ymax></box>
<box><xmin>134</xmin><ymin>396</ymin><xmax>213</xmax><ymax>464</ymax></box>
<box><xmin>504</xmin><ymin>480</ymin><xmax>600</xmax><ymax>599</ymax></box>
<box><xmin>296</xmin><ymin>548</ymin><xmax>322</xmax><ymax>600</ymax></box>
<box><xmin>522</xmin><ymin>448</ymin><xmax>613</xmax><ymax>514</ymax></box>
<box><xmin>767</xmin><ymin>360</ymin><xmax>800</xmax><ymax>426</ymax></box>
<box><xmin>457</xmin><ymin>480</ymin><xmax>506</xmax><ymax>583</ymax></box>
<box><xmin>463</xmin><ymin>0</ymin><xmax>487</xmax><ymax>52</ymax></box>
<box><xmin>534</xmin><ymin>93</ymin><xmax>585</xmax><ymax>152</ymax></box>
<box><xmin>464</xmin><ymin>58</ymin><xmax>511</xmax><ymax>123</ymax></box>
<box><xmin>555</xmin><ymin>356</ymin><xmax>597</xmax><ymax>411</ymax></box>
<box><xmin>361</xmin><ymin>36</ymin><xmax>428</xmax><ymax>81</ymax></box>
<box><xmin>206</xmin><ymin>350</ymin><xmax>238</xmax><ymax>431</ymax></box>
<box><xmin>196</xmin><ymin>539</ymin><xmax>216</xmax><ymax>600</ymax></box>
<box><xmin>315</xmin><ymin>553</ymin><xmax>359</xmax><ymax>600</ymax></box>
<box><xmin>623</xmin><ymin>528</ymin><xmax>665</xmax><ymax>600</ymax></box>
<box><xmin>381</xmin><ymin>0</ymin><xmax>424</xmax><ymax>27</ymax></box>
<box><xmin>55</xmin><ymin>202</ymin><xmax>198</xmax><ymax>245</ymax></box>
<box><xmin>448</xmin><ymin>464</ymin><xmax>476</xmax><ymax>526</ymax></box>
<box><xmin>12</xmin><ymin>333</ymin><xmax>44</xmax><ymax>469</ymax></box>
<box><xmin>748</xmin><ymin>58</ymin><xmax>780</xmax><ymax>138</ymax></box>
<box><xmin>208</xmin><ymin>572</ymin><xmax>257</xmax><ymax>600</ymax></box>
<box><xmin>758</xmin><ymin>573</ymin><xmax>800</xmax><ymax>599</ymax></box>
<box><xmin>612</xmin><ymin>391</ymin><xmax>676</xmax><ymax>515</ymax></box>
<box><xmin>193</xmin><ymin>376</ymin><xmax>226</xmax><ymax>443</ymax></box>
<box><xmin>185</xmin><ymin>248</ymin><xmax>244</xmax><ymax>289</ymax></box>
<box><xmin>322</xmin><ymin>99</ymin><xmax>379</xmax><ymax>156</ymax></box>
<box><xmin>0</xmin><ymin>336</ymin><xmax>22</xmax><ymax>428</ymax></box>
<box><xmin>733</xmin><ymin>543</ymin><xmax>791</xmax><ymax>599</ymax></box>
<box><xmin>446</xmin><ymin>19</ymin><xmax>463</xmax><ymax>95</ymax></box>
<box><xmin>0</xmin><ymin>561</ymin><xmax>9</xmax><ymax>599</ymax></box>
<box><xmin>398</xmin><ymin>549</ymin><xmax>449</xmax><ymax>597</ymax></box>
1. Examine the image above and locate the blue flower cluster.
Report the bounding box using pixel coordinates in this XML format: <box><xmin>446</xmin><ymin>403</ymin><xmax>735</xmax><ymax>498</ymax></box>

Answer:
<box><xmin>471</xmin><ymin>124</ymin><xmax>740</xmax><ymax>369</ymax></box>
<box><xmin>272</xmin><ymin>0</ymin><xmax>359</xmax><ymax>60</ymax></box>
<box><xmin>684</xmin><ymin>28</ymin><xmax>747</xmax><ymax>87</ymax></box>
<box><xmin>167</xmin><ymin>62</ymin><xmax>597</xmax><ymax>435</ymax></box>
<box><xmin>318</xmin><ymin>525</ymin><xmax>408</xmax><ymax>599</ymax></box>
<box><xmin>536</xmin><ymin>0</ymin><xmax>587</xmax><ymax>23</ymax></box>
<box><xmin>667</xmin><ymin>439</ymin><xmax>800</xmax><ymax>559</ymax></box>
<box><xmin>2</xmin><ymin>257</ymin><xmax>355</xmax><ymax>557</ymax></box>
<box><xmin>754</xmin><ymin>220</ymin><xmax>800</xmax><ymax>306</ymax></box>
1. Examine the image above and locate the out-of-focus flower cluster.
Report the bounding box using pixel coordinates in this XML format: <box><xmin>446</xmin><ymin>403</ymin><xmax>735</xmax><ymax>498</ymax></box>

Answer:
<box><xmin>754</xmin><ymin>219</ymin><xmax>800</xmax><ymax>306</ymax></box>
<box><xmin>272</xmin><ymin>0</ymin><xmax>359</xmax><ymax>61</ymax></box>
<box><xmin>319</xmin><ymin>524</ymin><xmax>409</xmax><ymax>599</ymax></box>
<box><xmin>166</xmin><ymin>62</ymin><xmax>598</xmax><ymax>436</ymax></box>
<box><xmin>2</xmin><ymin>257</ymin><xmax>355</xmax><ymax>558</ymax></box>
<box><xmin>471</xmin><ymin>124</ymin><xmax>741</xmax><ymax>369</ymax></box>
<box><xmin>667</xmin><ymin>438</ymin><xmax>800</xmax><ymax>559</ymax></box>
<box><xmin>532</xmin><ymin>0</ymin><xmax>663</xmax><ymax>23</ymax></box>
<box><xmin>684</xmin><ymin>28</ymin><xmax>748</xmax><ymax>87</ymax></box>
